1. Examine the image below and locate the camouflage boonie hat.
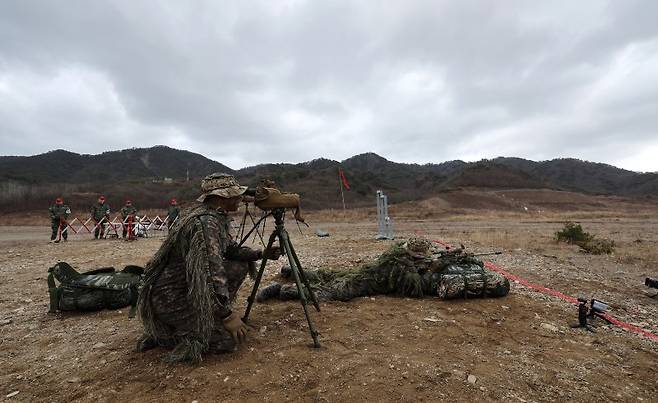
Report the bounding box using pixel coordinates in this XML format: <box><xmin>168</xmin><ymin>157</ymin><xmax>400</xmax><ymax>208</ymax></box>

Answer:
<box><xmin>404</xmin><ymin>237</ymin><xmax>432</xmax><ymax>258</ymax></box>
<box><xmin>197</xmin><ymin>173</ymin><xmax>248</xmax><ymax>202</ymax></box>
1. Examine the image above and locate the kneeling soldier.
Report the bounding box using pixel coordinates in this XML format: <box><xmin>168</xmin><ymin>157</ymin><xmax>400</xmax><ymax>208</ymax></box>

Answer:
<box><xmin>137</xmin><ymin>173</ymin><xmax>280</xmax><ymax>364</ymax></box>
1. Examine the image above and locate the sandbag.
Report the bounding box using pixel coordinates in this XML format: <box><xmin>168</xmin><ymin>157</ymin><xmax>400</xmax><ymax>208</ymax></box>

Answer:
<box><xmin>254</xmin><ymin>186</ymin><xmax>301</xmax><ymax>209</ymax></box>
<box><xmin>253</xmin><ymin>185</ymin><xmax>305</xmax><ymax>222</ymax></box>
<box><xmin>48</xmin><ymin>262</ymin><xmax>144</xmax><ymax>317</ymax></box>
<box><xmin>436</xmin><ymin>264</ymin><xmax>510</xmax><ymax>300</ymax></box>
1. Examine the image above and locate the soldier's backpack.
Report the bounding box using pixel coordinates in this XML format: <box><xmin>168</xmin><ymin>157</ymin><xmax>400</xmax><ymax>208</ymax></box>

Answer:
<box><xmin>47</xmin><ymin>262</ymin><xmax>144</xmax><ymax>317</ymax></box>
<box><xmin>436</xmin><ymin>264</ymin><xmax>510</xmax><ymax>300</ymax></box>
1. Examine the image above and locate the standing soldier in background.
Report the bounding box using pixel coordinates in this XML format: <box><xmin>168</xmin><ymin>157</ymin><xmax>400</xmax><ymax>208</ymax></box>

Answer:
<box><xmin>91</xmin><ymin>195</ymin><xmax>110</xmax><ymax>239</ymax></box>
<box><xmin>48</xmin><ymin>197</ymin><xmax>71</xmax><ymax>243</ymax></box>
<box><xmin>120</xmin><ymin>200</ymin><xmax>138</xmax><ymax>238</ymax></box>
<box><xmin>167</xmin><ymin>198</ymin><xmax>179</xmax><ymax>228</ymax></box>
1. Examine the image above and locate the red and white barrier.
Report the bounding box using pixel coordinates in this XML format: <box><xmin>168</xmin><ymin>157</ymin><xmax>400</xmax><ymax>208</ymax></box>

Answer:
<box><xmin>56</xmin><ymin>215</ymin><xmax>178</xmax><ymax>238</ymax></box>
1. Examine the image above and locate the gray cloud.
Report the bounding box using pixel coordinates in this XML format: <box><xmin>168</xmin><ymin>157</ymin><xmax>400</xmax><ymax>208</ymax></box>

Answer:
<box><xmin>1</xmin><ymin>0</ymin><xmax>657</xmax><ymax>171</ymax></box>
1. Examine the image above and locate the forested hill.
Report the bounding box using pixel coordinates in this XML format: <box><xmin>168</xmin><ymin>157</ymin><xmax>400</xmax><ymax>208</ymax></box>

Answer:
<box><xmin>1</xmin><ymin>147</ymin><xmax>657</xmax><ymax>212</ymax></box>
<box><xmin>0</xmin><ymin>146</ymin><xmax>232</xmax><ymax>184</ymax></box>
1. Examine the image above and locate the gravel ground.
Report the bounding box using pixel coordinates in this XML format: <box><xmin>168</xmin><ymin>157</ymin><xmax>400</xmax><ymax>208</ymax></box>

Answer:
<box><xmin>1</xmin><ymin>215</ymin><xmax>657</xmax><ymax>402</ymax></box>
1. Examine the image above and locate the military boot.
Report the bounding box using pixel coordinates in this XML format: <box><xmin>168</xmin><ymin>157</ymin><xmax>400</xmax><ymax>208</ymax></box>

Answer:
<box><xmin>280</xmin><ymin>265</ymin><xmax>292</xmax><ymax>279</ymax></box>
<box><xmin>256</xmin><ymin>282</ymin><xmax>282</xmax><ymax>302</ymax></box>
<box><xmin>135</xmin><ymin>335</ymin><xmax>158</xmax><ymax>352</ymax></box>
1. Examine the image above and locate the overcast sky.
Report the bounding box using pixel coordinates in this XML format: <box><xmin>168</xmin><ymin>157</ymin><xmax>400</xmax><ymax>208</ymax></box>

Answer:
<box><xmin>1</xmin><ymin>1</ymin><xmax>657</xmax><ymax>172</ymax></box>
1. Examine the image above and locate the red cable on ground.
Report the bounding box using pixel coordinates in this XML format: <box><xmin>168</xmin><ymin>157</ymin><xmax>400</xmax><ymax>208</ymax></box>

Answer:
<box><xmin>483</xmin><ymin>261</ymin><xmax>579</xmax><ymax>305</ymax></box>
<box><xmin>431</xmin><ymin>238</ymin><xmax>658</xmax><ymax>342</ymax></box>
<box><xmin>596</xmin><ymin>312</ymin><xmax>658</xmax><ymax>341</ymax></box>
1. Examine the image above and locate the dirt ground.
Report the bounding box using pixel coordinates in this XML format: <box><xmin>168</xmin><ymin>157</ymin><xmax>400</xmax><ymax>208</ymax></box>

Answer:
<box><xmin>1</xmin><ymin>197</ymin><xmax>658</xmax><ymax>402</ymax></box>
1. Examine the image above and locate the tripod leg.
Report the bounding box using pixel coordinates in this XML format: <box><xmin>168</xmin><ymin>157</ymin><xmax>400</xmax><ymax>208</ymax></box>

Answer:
<box><xmin>280</xmin><ymin>229</ymin><xmax>321</xmax><ymax>348</ymax></box>
<box><xmin>248</xmin><ymin>211</ymin><xmax>266</xmax><ymax>246</ymax></box>
<box><xmin>287</xmin><ymin>237</ymin><xmax>321</xmax><ymax>312</ymax></box>
<box><xmin>238</xmin><ymin>206</ymin><xmax>248</xmax><ymax>241</ymax></box>
<box><xmin>242</xmin><ymin>231</ymin><xmax>277</xmax><ymax>323</ymax></box>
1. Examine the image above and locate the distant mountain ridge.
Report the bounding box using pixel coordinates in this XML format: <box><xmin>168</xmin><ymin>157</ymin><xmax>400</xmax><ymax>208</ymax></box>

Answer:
<box><xmin>1</xmin><ymin>146</ymin><xmax>657</xmax><ymax>212</ymax></box>
<box><xmin>0</xmin><ymin>146</ymin><xmax>232</xmax><ymax>184</ymax></box>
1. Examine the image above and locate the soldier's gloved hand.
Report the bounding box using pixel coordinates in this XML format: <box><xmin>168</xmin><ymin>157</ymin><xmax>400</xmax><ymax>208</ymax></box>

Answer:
<box><xmin>261</xmin><ymin>246</ymin><xmax>281</xmax><ymax>260</ymax></box>
<box><xmin>222</xmin><ymin>311</ymin><xmax>248</xmax><ymax>344</ymax></box>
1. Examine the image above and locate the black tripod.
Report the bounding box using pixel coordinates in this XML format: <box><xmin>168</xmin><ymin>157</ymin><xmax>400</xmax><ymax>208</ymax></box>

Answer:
<box><xmin>571</xmin><ymin>298</ymin><xmax>596</xmax><ymax>332</ymax></box>
<box><xmin>242</xmin><ymin>208</ymin><xmax>322</xmax><ymax>348</ymax></box>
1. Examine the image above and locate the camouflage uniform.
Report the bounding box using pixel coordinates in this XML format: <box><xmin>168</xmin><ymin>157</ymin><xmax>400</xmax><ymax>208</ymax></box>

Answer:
<box><xmin>120</xmin><ymin>204</ymin><xmax>138</xmax><ymax>238</ymax></box>
<box><xmin>49</xmin><ymin>203</ymin><xmax>71</xmax><ymax>241</ymax></box>
<box><xmin>260</xmin><ymin>240</ymin><xmax>509</xmax><ymax>302</ymax></box>
<box><xmin>137</xmin><ymin>202</ymin><xmax>260</xmax><ymax>363</ymax></box>
<box><xmin>91</xmin><ymin>201</ymin><xmax>110</xmax><ymax>239</ymax></box>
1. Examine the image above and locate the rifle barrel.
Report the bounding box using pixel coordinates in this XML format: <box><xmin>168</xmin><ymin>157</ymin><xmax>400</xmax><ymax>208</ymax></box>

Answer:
<box><xmin>473</xmin><ymin>251</ymin><xmax>503</xmax><ymax>256</ymax></box>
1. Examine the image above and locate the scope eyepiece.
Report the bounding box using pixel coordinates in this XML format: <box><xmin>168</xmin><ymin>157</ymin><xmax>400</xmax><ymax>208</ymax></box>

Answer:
<box><xmin>590</xmin><ymin>299</ymin><xmax>609</xmax><ymax>313</ymax></box>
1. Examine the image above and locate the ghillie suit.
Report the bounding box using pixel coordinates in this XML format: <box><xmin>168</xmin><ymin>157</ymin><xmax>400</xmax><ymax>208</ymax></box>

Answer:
<box><xmin>257</xmin><ymin>239</ymin><xmax>509</xmax><ymax>302</ymax></box>
<box><xmin>137</xmin><ymin>203</ymin><xmax>259</xmax><ymax>364</ymax></box>
<box><xmin>48</xmin><ymin>262</ymin><xmax>144</xmax><ymax>315</ymax></box>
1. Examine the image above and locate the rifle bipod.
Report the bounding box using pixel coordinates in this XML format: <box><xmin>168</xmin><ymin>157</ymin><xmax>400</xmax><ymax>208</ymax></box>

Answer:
<box><xmin>242</xmin><ymin>208</ymin><xmax>322</xmax><ymax>348</ymax></box>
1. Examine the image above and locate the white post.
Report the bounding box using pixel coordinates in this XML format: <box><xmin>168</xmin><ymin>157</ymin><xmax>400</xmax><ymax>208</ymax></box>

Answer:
<box><xmin>375</xmin><ymin>190</ymin><xmax>393</xmax><ymax>240</ymax></box>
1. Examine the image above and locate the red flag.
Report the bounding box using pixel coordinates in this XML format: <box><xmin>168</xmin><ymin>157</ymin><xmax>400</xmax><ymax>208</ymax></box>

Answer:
<box><xmin>339</xmin><ymin>169</ymin><xmax>350</xmax><ymax>190</ymax></box>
